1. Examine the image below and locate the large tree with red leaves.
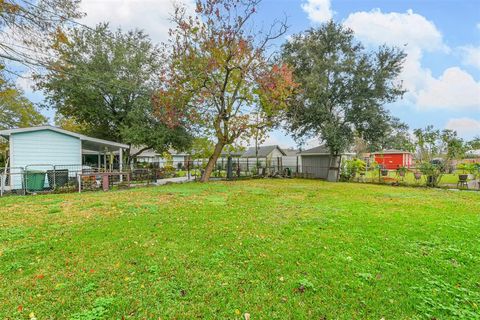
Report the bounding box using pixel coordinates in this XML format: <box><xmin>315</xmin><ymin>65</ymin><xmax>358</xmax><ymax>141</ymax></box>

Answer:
<box><xmin>153</xmin><ymin>0</ymin><xmax>297</xmax><ymax>182</ymax></box>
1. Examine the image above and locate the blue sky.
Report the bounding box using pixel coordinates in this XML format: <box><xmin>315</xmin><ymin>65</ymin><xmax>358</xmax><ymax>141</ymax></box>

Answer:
<box><xmin>13</xmin><ymin>0</ymin><xmax>480</xmax><ymax>147</ymax></box>
<box><xmin>255</xmin><ymin>0</ymin><xmax>480</xmax><ymax>147</ymax></box>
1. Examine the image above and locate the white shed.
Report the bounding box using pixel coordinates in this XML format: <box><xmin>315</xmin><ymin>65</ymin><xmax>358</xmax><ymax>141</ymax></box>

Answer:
<box><xmin>299</xmin><ymin>145</ymin><xmax>354</xmax><ymax>181</ymax></box>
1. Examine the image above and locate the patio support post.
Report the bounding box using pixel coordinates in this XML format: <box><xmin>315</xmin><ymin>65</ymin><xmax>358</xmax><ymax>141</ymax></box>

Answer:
<box><xmin>103</xmin><ymin>149</ymin><xmax>107</xmax><ymax>171</ymax></box>
<box><xmin>119</xmin><ymin>148</ymin><xmax>123</xmax><ymax>182</ymax></box>
<box><xmin>97</xmin><ymin>153</ymin><xmax>101</xmax><ymax>169</ymax></box>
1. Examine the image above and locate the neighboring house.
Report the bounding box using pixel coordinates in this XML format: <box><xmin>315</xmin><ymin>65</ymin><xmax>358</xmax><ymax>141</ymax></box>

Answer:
<box><xmin>220</xmin><ymin>150</ymin><xmax>244</xmax><ymax>159</ymax></box>
<box><xmin>0</xmin><ymin>126</ymin><xmax>128</xmax><ymax>189</ymax></box>
<box><xmin>465</xmin><ymin>149</ymin><xmax>480</xmax><ymax>162</ymax></box>
<box><xmin>282</xmin><ymin>148</ymin><xmax>301</xmax><ymax>171</ymax></box>
<box><xmin>241</xmin><ymin>145</ymin><xmax>286</xmax><ymax>159</ymax></box>
<box><xmin>133</xmin><ymin>147</ymin><xmax>190</xmax><ymax>169</ymax></box>
<box><xmin>133</xmin><ymin>148</ymin><xmax>163</xmax><ymax>164</ymax></box>
<box><xmin>299</xmin><ymin>145</ymin><xmax>354</xmax><ymax>181</ymax></box>
<box><xmin>241</xmin><ymin>145</ymin><xmax>287</xmax><ymax>169</ymax></box>
<box><xmin>372</xmin><ymin>150</ymin><xmax>413</xmax><ymax>170</ymax></box>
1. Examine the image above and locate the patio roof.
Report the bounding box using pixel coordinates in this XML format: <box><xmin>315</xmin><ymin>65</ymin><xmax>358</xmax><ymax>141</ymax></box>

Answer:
<box><xmin>0</xmin><ymin>126</ymin><xmax>129</xmax><ymax>152</ymax></box>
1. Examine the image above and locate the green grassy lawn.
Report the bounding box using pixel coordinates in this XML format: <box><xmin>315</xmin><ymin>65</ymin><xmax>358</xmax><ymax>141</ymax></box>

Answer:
<box><xmin>1</xmin><ymin>180</ymin><xmax>479</xmax><ymax>319</ymax></box>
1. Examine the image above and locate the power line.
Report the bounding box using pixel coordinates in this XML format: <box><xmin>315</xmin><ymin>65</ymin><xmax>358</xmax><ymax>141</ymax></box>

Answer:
<box><xmin>20</xmin><ymin>0</ymin><xmax>96</xmax><ymax>31</ymax></box>
<box><xmin>18</xmin><ymin>0</ymin><xmax>155</xmax><ymax>54</ymax></box>
<box><xmin>0</xmin><ymin>1</ymin><xmax>163</xmax><ymax>99</ymax></box>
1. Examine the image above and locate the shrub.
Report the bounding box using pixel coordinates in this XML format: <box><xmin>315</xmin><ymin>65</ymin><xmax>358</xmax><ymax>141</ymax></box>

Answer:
<box><xmin>419</xmin><ymin>162</ymin><xmax>444</xmax><ymax>187</ymax></box>
<box><xmin>163</xmin><ymin>165</ymin><xmax>176</xmax><ymax>178</ymax></box>
<box><xmin>457</xmin><ymin>163</ymin><xmax>477</xmax><ymax>175</ymax></box>
<box><xmin>340</xmin><ymin>159</ymin><xmax>366</xmax><ymax>181</ymax></box>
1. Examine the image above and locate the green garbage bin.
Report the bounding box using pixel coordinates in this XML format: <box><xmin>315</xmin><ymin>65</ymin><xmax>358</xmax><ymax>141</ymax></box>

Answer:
<box><xmin>25</xmin><ymin>171</ymin><xmax>46</xmax><ymax>191</ymax></box>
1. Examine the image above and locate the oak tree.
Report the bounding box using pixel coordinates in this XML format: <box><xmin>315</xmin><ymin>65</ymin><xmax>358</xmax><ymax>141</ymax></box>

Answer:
<box><xmin>37</xmin><ymin>24</ymin><xmax>192</xmax><ymax>163</ymax></box>
<box><xmin>281</xmin><ymin>22</ymin><xmax>406</xmax><ymax>180</ymax></box>
<box><xmin>0</xmin><ymin>77</ymin><xmax>46</xmax><ymax>129</ymax></box>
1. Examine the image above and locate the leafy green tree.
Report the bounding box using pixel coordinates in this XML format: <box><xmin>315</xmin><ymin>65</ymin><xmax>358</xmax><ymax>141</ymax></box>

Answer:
<box><xmin>413</xmin><ymin>125</ymin><xmax>441</xmax><ymax>162</ymax></box>
<box><xmin>0</xmin><ymin>79</ymin><xmax>46</xmax><ymax>129</ymax></box>
<box><xmin>368</xmin><ymin>118</ymin><xmax>415</xmax><ymax>153</ymax></box>
<box><xmin>53</xmin><ymin>113</ymin><xmax>89</xmax><ymax>134</ymax></box>
<box><xmin>189</xmin><ymin>137</ymin><xmax>214</xmax><ymax>161</ymax></box>
<box><xmin>412</xmin><ymin>126</ymin><xmax>466</xmax><ymax>182</ymax></box>
<box><xmin>0</xmin><ymin>76</ymin><xmax>47</xmax><ymax>166</ymax></box>
<box><xmin>153</xmin><ymin>0</ymin><xmax>298</xmax><ymax>182</ymax></box>
<box><xmin>441</xmin><ymin>129</ymin><xmax>467</xmax><ymax>163</ymax></box>
<box><xmin>36</xmin><ymin>24</ymin><xmax>192</xmax><ymax>163</ymax></box>
<box><xmin>281</xmin><ymin>21</ymin><xmax>406</xmax><ymax>181</ymax></box>
<box><xmin>412</xmin><ymin>126</ymin><xmax>467</xmax><ymax>163</ymax></box>
<box><xmin>468</xmin><ymin>136</ymin><xmax>480</xmax><ymax>150</ymax></box>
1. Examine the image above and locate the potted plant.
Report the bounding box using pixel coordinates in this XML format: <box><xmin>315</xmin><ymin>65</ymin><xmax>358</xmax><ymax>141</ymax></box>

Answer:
<box><xmin>419</xmin><ymin>161</ymin><xmax>444</xmax><ymax>187</ymax></box>
<box><xmin>457</xmin><ymin>163</ymin><xmax>469</xmax><ymax>182</ymax></box>
<box><xmin>380</xmin><ymin>165</ymin><xmax>389</xmax><ymax>177</ymax></box>
<box><xmin>414</xmin><ymin>171</ymin><xmax>422</xmax><ymax>180</ymax></box>
<box><xmin>466</xmin><ymin>163</ymin><xmax>477</xmax><ymax>180</ymax></box>
<box><xmin>397</xmin><ymin>166</ymin><xmax>408</xmax><ymax>177</ymax></box>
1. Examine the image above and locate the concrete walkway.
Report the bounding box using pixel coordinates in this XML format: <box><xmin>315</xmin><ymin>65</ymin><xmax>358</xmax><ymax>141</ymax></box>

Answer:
<box><xmin>155</xmin><ymin>176</ymin><xmax>192</xmax><ymax>185</ymax></box>
<box><xmin>467</xmin><ymin>179</ymin><xmax>480</xmax><ymax>190</ymax></box>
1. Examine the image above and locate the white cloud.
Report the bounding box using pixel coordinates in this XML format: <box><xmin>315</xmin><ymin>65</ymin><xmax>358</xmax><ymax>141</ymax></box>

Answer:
<box><xmin>459</xmin><ymin>45</ymin><xmax>480</xmax><ymax>70</ymax></box>
<box><xmin>417</xmin><ymin>67</ymin><xmax>480</xmax><ymax>110</ymax></box>
<box><xmin>79</xmin><ymin>0</ymin><xmax>195</xmax><ymax>44</ymax></box>
<box><xmin>445</xmin><ymin>118</ymin><xmax>480</xmax><ymax>138</ymax></box>
<box><xmin>342</xmin><ymin>9</ymin><xmax>480</xmax><ymax>111</ymax></box>
<box><xmin>344</xmin><ymin>9</ymin><xmax>448</xmax><ymax>53</ymax></box>
<box><xmin>343</xmin><ymin>9</ymin><xmax>445</xmax><ymax>106</ymax></box>
<box><xmin>301</xmin><ymin>0</ymin><xmax>333</xmax><ymax>24</ymax></box>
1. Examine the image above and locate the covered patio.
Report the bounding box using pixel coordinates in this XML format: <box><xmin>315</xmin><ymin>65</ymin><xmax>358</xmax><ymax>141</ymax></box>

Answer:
<box><xmin>0</xmin><ymin>126</ymin><xmax>129</xmax><ymax>192</ymax></box>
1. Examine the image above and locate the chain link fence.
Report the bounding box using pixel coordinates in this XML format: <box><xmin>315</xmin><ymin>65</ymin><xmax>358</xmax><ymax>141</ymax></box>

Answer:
<box><xmin>1</xmin><ymin>165</ymin><xmax>100</xmax><ymax>196</ymax></box>
<box><xmin>0</xmin><ymin>156</ymin><xmax>337</xmax><ymax>196</ymax></box>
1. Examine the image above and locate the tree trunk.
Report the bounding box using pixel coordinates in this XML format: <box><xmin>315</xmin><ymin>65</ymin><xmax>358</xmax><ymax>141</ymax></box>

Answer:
<box><xmin>200</xmin><ymin>142</ymin><xmax>224</xmax><ymax>182</ymax></box>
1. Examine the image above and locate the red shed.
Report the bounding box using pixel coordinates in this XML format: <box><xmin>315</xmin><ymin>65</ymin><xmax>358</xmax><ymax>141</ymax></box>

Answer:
<box><xmin>373</xmin><ymin>150</ymin><xmax>413</xmax><ymax>170</ymax></box>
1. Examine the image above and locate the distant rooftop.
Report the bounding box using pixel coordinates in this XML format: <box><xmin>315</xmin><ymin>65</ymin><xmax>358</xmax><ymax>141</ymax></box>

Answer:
<box><xmin>241</xmin><ymin>145</ymin><xmax>286</xmax><ymax>158</ymax></box>
<box><xmin>372</xmin><ymin>149</ymin><xmax>412</xmax><ymax>155</ymax></box>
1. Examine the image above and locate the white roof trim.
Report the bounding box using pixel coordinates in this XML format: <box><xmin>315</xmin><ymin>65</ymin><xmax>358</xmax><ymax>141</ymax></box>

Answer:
<box><xmin>372</xmin><ymin>150</ymin><xmax>412</xmax><ymax>155</ymax></box>
<box><xmin>0</xmin><ymin>126</ymin><xmax>129</xmax><ymax>149</ymax></box>
<box><xmin>300</xmin><ymin>152</ymin><xmax>355</xmax><ymax>156</ymax></box>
